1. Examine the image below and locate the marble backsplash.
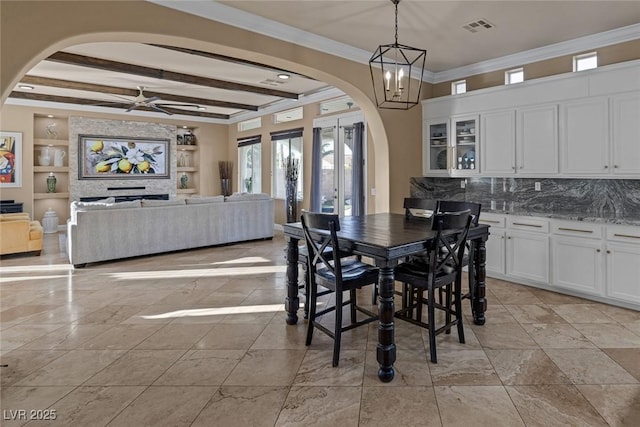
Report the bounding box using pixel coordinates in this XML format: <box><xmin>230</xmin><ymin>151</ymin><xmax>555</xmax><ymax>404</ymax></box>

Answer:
<box><xmin>410</xmin><ymin>177</ymin><xmax>640</xmax><ymax>223</ymax></box>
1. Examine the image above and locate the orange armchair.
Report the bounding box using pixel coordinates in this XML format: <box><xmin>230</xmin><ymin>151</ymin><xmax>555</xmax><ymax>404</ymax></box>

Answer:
<box><xmin>0</xmin><ymin>213</ymin><xmax>43</xmax><ymax>256</ymax></box>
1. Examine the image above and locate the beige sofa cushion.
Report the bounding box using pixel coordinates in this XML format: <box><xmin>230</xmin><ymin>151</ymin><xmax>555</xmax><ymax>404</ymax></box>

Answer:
<box><xmin>141</xmin><ymin>199</ymin><xmax>186</xmax><ymax>207</ymax></box>
<box><xmin>185</xmin><ymin>196</ymin><xmax>225</xmax><ymax>205</ymax></box>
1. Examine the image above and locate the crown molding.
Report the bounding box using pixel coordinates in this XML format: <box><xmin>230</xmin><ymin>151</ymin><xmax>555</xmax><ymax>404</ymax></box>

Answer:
<box><xmin>150</xmin><ymin>1</ymin><xmax>640</xmax><ymax>86</ymax></box>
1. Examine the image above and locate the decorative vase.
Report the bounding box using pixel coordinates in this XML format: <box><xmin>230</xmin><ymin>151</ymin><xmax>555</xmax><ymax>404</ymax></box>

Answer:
<box><xmin>285</xmin><ymin>178</ymin><xmax>298</xmax><ymax>223</ymax></box>
<box><xmin>180</xmin><ymin>172</ymin><xmax>188</xmax><ymax>189</ymax></box>
<box><xmin>46</xmin><ymin>173</ymin><xmax>56</xmax><ymax>193</ymax></box>
<box><xmin>220</xmin><ymin>178</ymin><xmax>231</xmax><ymax>196</ymax></box>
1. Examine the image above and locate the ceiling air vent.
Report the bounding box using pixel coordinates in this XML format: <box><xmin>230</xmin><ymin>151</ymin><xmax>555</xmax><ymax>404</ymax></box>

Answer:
<box><xmin>259</xmin><ymin>78</ymin><xmax>286</xmax><ymax>87</ymax></box>
<box><xmin>463</xmin><ymin>18</ymin><xmax>495</xmax><ymax>33</ymax></box>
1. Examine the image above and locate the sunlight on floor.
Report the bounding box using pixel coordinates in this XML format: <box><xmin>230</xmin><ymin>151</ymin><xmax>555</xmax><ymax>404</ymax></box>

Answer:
<box><xmin>106</xmin><ymin>265</ymin><xmax>287</xmax><ymax>280</ymax></box>
<box><xmin>0</xmin><ymin>274</ymin><xmax>73</xmax><ymax>283</ymax></box>
<box><xmin>209</xmin><ymin>256</ymin><xmax>272</xmax><ymax>265</ymax></box>
<box><xmin>0</xmin><ymin>264</ymin><xmax>74</xmax><ymax>273</ymax></box>
<box><xmin>141</xmin><ymin>303</ymin><xmax>291</xmax><ymax>319</ymax></box>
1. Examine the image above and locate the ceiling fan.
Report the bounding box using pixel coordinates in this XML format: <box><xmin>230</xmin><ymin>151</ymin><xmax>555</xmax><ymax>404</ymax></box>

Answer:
<box><xmin>124</xmin><ymin>86</ymin><xmax>199</xmax><ymax>115</ymax></box>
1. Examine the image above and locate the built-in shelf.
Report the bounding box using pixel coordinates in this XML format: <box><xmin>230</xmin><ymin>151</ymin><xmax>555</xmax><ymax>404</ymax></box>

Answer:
<box><xmin>177</xmin><ymin>188</ymin><xmax>197</xmax><ymax>194</ymax></box>
<box><xmin>34</xmin><ymin>166</ymin><xmax>69</xmax><ymax>173</ymax></box>
<box><xmin>34</xmin><ymin>138</ymin><xmax>68</xmax><ymax>146</ymax></box>
<box><xmin>34</xmin><ymin>192</ymin><xmax>70</xmax><ymax>199</ymax></box>
<box><xmin>177</xmin><ymin>167</ymin><xmax>197</xmax><ymax>172</ymax></box>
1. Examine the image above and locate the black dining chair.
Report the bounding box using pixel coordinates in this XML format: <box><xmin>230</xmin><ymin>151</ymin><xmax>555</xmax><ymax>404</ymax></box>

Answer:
<box><xmin>394</xmin><ymin>210</ymin><xmax>472</xmax><ymax>363</ymax></box>
<box><xmin>435</xmin><ymin>200</ymin><xmax>482</xmax><ymax>306</ymax></box>
<box><xmin>301</xmin><ymin>210</ymin><xmax>379</xmax><ymax>367</ymax></box>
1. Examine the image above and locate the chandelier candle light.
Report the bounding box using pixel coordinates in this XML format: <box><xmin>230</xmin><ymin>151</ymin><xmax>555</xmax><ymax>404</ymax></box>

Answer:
<box><xmin>369</xmin><ymin>0</ymin><xmax>426</xmax><ymax>109</ymax></box>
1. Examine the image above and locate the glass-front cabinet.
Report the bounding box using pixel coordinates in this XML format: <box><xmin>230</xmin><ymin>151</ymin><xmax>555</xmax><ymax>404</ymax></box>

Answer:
<box><xmin>424</xmin><ymin>118</ymin><xmax>449</xmax><ymax>175</ymax></box>
<box><xmin>451</xmin><ymin>114</ymin><xmax>479</xmax><ymax>176</ymax></box>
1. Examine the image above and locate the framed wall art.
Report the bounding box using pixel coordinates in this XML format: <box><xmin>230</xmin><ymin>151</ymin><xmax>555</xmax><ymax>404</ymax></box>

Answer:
<box><xmin>79</xmin><ymin>135</ymin><xmax>170</xmax><ymax>179</ymax></box>
<box><xmin>0</xmin><ymin>131</ymin><xmax>22</xmax><ymax>187</ymax></box>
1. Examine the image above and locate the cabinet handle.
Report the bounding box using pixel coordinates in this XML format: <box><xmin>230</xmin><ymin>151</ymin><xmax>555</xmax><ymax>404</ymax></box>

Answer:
<box><xmin>512</xmin><ymin>166</ymin><xmax>515</xmax><ymax>170</ymax></box>
<box><xmin>507</xmin><ymin>236</ymin><xmax>511</xmax><ymax>239</ymax></box>
<box><xmin>558</xmin><ymin>227</ymin><xmax>593</xmax><ymax>233</ymax></box>
<box><xmin>607</xmin><ymin>250</ymin><xmax>611</xmax><ymax>254</ymax></box>
<box><xmin>519</xmin><ymin>166</ymin><xmax>523</xmax><ymax>169</ymax></box>
<box><xmin>604</xmin><ymin>165</ymin><xmax>609</xmax><ymax>169</ymax></box>
<box><xmin>512</xmin><ymin>222</ymin><xmax>543</xmax><ymax>228</ymax></box>
<box><xmin>613</xmin><ymin>233</ymin><xmax>640</xmax><ymax>239</ymax></box>
<box><xmin>596</xmin><ymin>249</ymin><xmax>601</xmax><ymax>253</ymax></box>
<box><xmin>614</xmin><ymin>165</ymin><xmax>619</xmax><ymax>168</ymax></box>
<box><xmin>480</xmin><ymin>220</ymin><xmax>501</xmax><ymax>224</ymax></box>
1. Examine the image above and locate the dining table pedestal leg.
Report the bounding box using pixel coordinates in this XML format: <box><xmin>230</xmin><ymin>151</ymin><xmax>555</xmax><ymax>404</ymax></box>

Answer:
<box><xmin>377</xmin><ymin>265</ymin><xmax>396</xmax><ymax>382</ymax></box>
<box><xmin>284</xmin><ymin>237</ymin><xmax>300</xmax><ymax>325</ymax></box>
<box><xmin>472</xmin><ymin>238</ymin><xmax>488</xmax><ymax>325</ymax></box>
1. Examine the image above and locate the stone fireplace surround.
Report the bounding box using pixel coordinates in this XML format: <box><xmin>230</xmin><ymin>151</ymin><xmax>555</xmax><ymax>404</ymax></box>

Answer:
<box><xmin>69</xmin><ymin>116</ymin><xmax>177</xmax><ymax>202</ymax></box>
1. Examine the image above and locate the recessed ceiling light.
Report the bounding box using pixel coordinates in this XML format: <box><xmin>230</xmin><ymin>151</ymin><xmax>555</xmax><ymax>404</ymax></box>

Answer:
<box><xmin>182</xmin><ymin>125</ymin><xmax>188</xmax><ymax>129</ymax></box>
<box><xmin>47</xmin><ymin>115</ymin><xmax>54</xmax><ymax>118</ymax></box>
<box><xmin>19</xmin><ymin>84</ymin><xmax>35</xmax><ymax>90</ymax></box>
<box><xmin>197</xmin><ymin>106</ymin><xmax>206</xmax><ymax>111</ymax></box>
<box><xmin>277</xmin><ymin>73</ymin><xmax>290</xmax><ymax>80</ymax></box>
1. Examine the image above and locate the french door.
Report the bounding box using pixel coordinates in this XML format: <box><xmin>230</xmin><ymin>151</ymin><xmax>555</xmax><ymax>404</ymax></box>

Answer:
<box><xmin>313</xmin><ymin>112</ymin><xmax>365</xmax><ymax>217</ymax></box>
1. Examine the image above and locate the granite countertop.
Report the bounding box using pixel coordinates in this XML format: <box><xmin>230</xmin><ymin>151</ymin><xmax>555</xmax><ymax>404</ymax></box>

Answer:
<box><xmin>482</xmin><ymin>207</ymin><xmax>640</xmax><ymax>227</ymax></box>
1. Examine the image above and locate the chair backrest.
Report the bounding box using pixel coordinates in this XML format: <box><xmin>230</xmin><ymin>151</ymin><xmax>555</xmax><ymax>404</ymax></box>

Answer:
<box><xmin>300</xmin><ymin>210</ymin><xmax>344</xmax><ymax>283</ymax></box>
<box><xmin>429</xmin><ymin>210</ymin><xmax>472</xmax><ymax>279</ymax></box>
<box><xmin>403</xmin><ymin>197</ymin><xmax>436</xmax><ymax>219</ymax></box>
<box><xmin>436</xmin><ymin>200</ymin><xmax>482</xmax><ymax>226</ymax></box>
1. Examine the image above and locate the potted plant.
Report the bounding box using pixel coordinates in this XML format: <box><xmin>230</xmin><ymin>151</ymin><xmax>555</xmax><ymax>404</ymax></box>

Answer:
<box><xmin>218</xmin><ymin>160</ymin><xmax>233</xmax><ymax>196</ymax></box>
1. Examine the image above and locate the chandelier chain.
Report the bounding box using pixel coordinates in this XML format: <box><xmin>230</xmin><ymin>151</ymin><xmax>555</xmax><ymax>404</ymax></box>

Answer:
<box><xmin>394</xmin><ymin>0</ymin><xmax>399</xmax><ymax>45</ymax></box>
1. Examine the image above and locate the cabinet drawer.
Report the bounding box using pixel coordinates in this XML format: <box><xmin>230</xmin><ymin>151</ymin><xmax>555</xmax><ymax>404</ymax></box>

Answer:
<box><xmin>551</xmin><ymin>220</ymin><xmax>602</xmax><ymax>239</ymax></box>
<box><xmin>507</xmin><ymin>216</ymin><xmax>549</xmax><ymax>233</ymax></box>
<box><xmin>479</xmin><ymin>213</ymin><xmax>506</xmax><ymax>228</ymax></box>
<box><xmin>606</xmin><ymin>225</ymin><xmax>640</xmax><ymax>243</ymax></box>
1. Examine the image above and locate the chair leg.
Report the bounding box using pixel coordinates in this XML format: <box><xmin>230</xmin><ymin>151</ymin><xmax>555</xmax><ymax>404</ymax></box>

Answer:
<box><xmin>305</xmin><ymin>277</ymin><xmax>317</xmax><ymax>346</ymax></box>
<box><xmin>350</xmin><ymin>289</ymin><xmax>357</xmax><ymax>324</ymax></box>
<box><xmin>455</xmin><ymin>277</ymin><xmax>465</xmax><ymax>344</ymax></box>
<box><xmin>445</xmin><ymin>284</ymin><xmax>452</xmax><ymax>335</ymax></box>
<box><xmin>428</xmin><ymin>285</ymin><xmax>437</xmax><ymax>363</ymax></box>
<box><xmin>416</xmin><ymin>288</ymin><xmax>424</xmax><ymax>323</ymax></box>
<box><xmin>301</xmin><ymin>264</ymin><xmax>310</xmax><ymax>319</ymax></box>
<box><xmin>333</xmin><ymin>289</ymin><xmax>343</xmax><ymax>367</ymax></box>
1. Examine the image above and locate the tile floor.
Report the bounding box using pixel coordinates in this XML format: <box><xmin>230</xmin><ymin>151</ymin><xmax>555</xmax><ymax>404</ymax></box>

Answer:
<box><xmin>1</xmin><ymin>232</ymin><xmax>639</xmax><ymax>426</ymax></box>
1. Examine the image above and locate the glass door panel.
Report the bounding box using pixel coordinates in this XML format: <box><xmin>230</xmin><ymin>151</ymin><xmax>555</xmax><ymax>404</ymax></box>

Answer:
<box><xmin>452</xmin><ymin>115</ymin><xmax>479</xmax><ymax>174</ymax></box>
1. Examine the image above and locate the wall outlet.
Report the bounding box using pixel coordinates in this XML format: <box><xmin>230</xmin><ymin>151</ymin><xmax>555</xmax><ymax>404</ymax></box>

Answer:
<box><xmin>460</xmin><ymin>179</ymin><xmax>466</xmax><ymax>189</ymax></box>
<box><xmin>535</xmin><ymin>182</ymin><xmax>541</xmax><ymax>191</ymax></box>
<box><xmin>370</xmin><ymin>188</ymin><xmax>376</xmax><ymax>196</ymax></box>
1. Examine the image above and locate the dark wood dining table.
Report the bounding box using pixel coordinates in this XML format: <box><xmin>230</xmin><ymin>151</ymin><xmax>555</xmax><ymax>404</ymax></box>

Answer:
<box><xmin>282</xmin><ymin>213</ymin><xmax>490</xmax><ymax>382</ymax></box>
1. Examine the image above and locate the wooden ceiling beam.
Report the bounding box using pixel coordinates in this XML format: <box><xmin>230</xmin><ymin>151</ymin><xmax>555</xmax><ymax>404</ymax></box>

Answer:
<box><xmin>20</xmin><ymin>76</ymin><xmax>260</xmax><ymax>111</ymax></box>
<box><xmin>10</xmin><ymin>91</ymin><xmax>230</xmax><ymax>120</ymax></box>
<box><xmin>46</xmin><ymin>52</ymin><xmax>299</xmax><ymax>100</ymax></box>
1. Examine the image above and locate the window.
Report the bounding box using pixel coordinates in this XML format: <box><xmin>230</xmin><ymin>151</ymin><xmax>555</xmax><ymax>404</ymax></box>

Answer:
<box><xmin>238</xmin><ymin>135</ymin><xmax>262</xmax><ymax>194</ymax></box>
<box><xmin>505</xmin><ymin>68</ymin><xmax>524</xmax><ymax>84</ymax></box>
<box><xmin>274</xmin><ymin>107</ymin><xmax>303</xmax><ymax>124</ymax></box>
<box><xmin>237</xmin><ymin>117</ymin><xmax>261</xmax><ymax>132</ymax></box>
<box><xmin>271</xmin><ymin>128</ymin><xmax>303</xmax><ymax>200</ymax></box>
<box><xmin>452</xmin><ymin>80</ymin><xmax>466</xmax><ymax>95</ymax></box>
<box><xmin>574</xmin><ymin>52</ymin><xmax>598</xmax><ymax>72</ymax></box>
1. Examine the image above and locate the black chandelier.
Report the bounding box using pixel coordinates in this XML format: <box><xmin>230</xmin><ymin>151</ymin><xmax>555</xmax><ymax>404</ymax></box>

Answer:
<box><xmin>369</xmin><ymin>0</ymin><xmax>426</xmax><ymax>110</ymax></box>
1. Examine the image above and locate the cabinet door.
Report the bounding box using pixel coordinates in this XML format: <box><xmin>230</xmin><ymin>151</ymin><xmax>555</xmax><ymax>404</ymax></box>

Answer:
<box><xmin>506</xmin><ymin>231</ymin><xmax>549</xmax><ymax>283</ymax></box>
<box><xmin>451</xmin><ymin>115</ymin><xmax>479</xmax><ymax>175</ymax></box>
<box><xmin>551</xmin><ymin>236</ymin><xmax>604</xmax><ymax>296</ymax></box>
<box><xmin>423</xmin><ymin>119</ymin><xmax>450</xmax><ymax>175</ymax></box>
<box><xmin>518</xmin><ymin>104</ymin><xmax>558</xmax><ymax>174</ymax></box>
<box><xmin>560</xmin><ymin>97</ymin><xmax>609</xmax><ymax>175</ymax></box>
<box><xmin>611</xmin><ymin>92</ymin><xmax>640</xmax><ymax>175</ymax></box>
<box><xmin>606</xmin><ymin>242</ymin><xmax>640</xmax><ymax>304</ymax></box>
<box><xmin>485</xmin><ymin>229</ymin><xmax>506</xmax><ymax>276</ymax></box>
<box><xmin>481</xmin><ymin>110</ymin><xmax>515</xmax><ymax>174</ymax></box>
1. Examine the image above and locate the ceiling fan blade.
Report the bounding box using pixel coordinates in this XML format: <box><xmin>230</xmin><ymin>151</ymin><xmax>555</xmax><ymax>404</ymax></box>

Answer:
<box><xmin>150</xmin><ymin>104</ymin><xmax>173</xmax><ymax>115</ymax></box>
<box><xmin>126</xmin><ymin>104</ymin><xmax>139</xmax><ymax>112</ymax></box>
<box><xmin>155</xmin><ymin>103</ymin><xmax>200</xmax><ymax>108</ymax></box>
<box><xmin>145</xmin><ymin>96</ymin><xmax>161</xmax><ymax>103</ymax></box>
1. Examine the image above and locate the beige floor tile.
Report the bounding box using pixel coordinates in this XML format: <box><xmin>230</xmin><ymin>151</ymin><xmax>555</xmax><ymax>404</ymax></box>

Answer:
<box><xmin>119</xmin><ymin>305</ymin><xmax>184</xmax><ymax>325</ymax></box>
<box><xmin>154</xmin><ymin>349</ymin><xmax>245</xmax><ymax>385</ymax></box>
<box><xmin>471</xmin><ymin>305</ymin><xmax>519</xmax><ymax>324</ymax></box>
<box><xmin>489</xmin><ymin>286</ymin><xmax>543</xmax><ymax>306</ymax></box>
<box><xmin>435</xmin><ymin>385</ymin><xmax>525</xmax><ymax>426</ymax></box>
<box><xmin>504</xmin><ymin>304</ymin><xmax>568</xmax><ymax>324</ymax></box>
<box><xmin>79</xmin><ymin>324</ymin><xmax>163</xmax><ymax>350</ymax></box>
<box><xmin>470</xmin><ymin>323</ymin><xmax>538</xmax><ymax>349</ymax></box>
<box><xmin>577</xmin><ymin>384</ymin><xmax>640</xmax><ymax>427</ymax></box>
<box><xmin>506</xmin><ymin>384</ymin><xmax>608</xmax><ymax>426</ymax></box>
<box><xmin>0</xmin><ymin>305</ymin><xmax>59</xmax><ymax>324</ymax></box>
<box><xmin>528</xmin><ymin>288</ymin><xmax>591</xmax><ymax>305</ymax></box>
<box><xmin>601</xmin><ymin>348</ymin><xmax>640</xmax><ymax>381</ymax></box>
<box><xmin>15</xmin><ymin>349</ymin><xmax>126</xmax><ymax>386</ymax></box>
<box><xmin>363</xmin><ymin>349</ymin><xmax>432</xmax><ymax>387</ymax></box>
<box><xmin>485</xmin><ymin>349</ymin><xmax>571</xmax><ymax>385</ymax></box>
<box><xmin>359</xmin><ymin>386</ymin><xmax>440</xmax><ymax>426</ymax></box>
<box><xmin>551</xmin><ymin>304</ymin><xmax>618</xmax><ymax>323</ymax></box>
<box><xmin>194</xmin><ymin>322</ymin><xmax>267</xmax><ymax>350</ymax></box>
<box><xmin>522</xmin><ymin>323</ymin><xmax>596</xmax><ymax>348</ymax></box>
<box><xmin>73</xmin><ymin>304</ymin><xmax>146</xmax><ymax>324</ymax></box>
<box><xmin>275</xmin><ymin>386</ymin><xmax>361</xmax><ymax>427</ymax></box>
<box><xmin>429</xmin><ymin>349</ymin><xmax>502</xmax><ymax>386</ymax></box>
<box><xmin>0</xmin><ymin>324</ymin><xmax>63</xmax><ymax>351</ymax></box>
<box><xmin>224</xmin><ymin>349</ymin><xmax>306</xmax><ymax>386</ymax></box>
<box><xmin>101</xmin><ymin>385</ymin><xmax>216</xmax><ymax>427</ymax></box>
<box><xmin>293</xmin><ymin>349</ymin><xmax>365</xmax><ymax>386</ymax></box>
<box><xmin>573</xmin><ymin>323</ymin><xmax>640</xmax><ymax>348</ymax></box>
<box><xmin>0</xmin><ymin>350</ymin><xmax>68</xmax><ymax>387</ymax></box>
<box><xmin>0</xmin><ymin>385</ymin><xmax>74</xmax><ymax>427</ymax></box>
<box><xmin>17</xmin><ymin>324</ymin><xmax>114</xmax><ymax>350</ymax></box>
<box><xmin>191</xmin><ymin>386</ymin><xmax>289</xmax><ymax>427</ymax></box>
<box><xmin>84</xmin><ymin>349</ymin><xmax>185</xmax><ymax>385</ymax></box>
<box><xmin>135</xmin><ymin>323</ymin><xmax>213</xmax><ymax>350</ymax></box>
<box><xmin>250</xmin><ymin>321</ymin><xmax>309</xmax><ymax>350</ymax></box>
<box><xmin>544</xmin><ymin>348</ymin><xmax>639</xmax><ymax>384</ymax></box>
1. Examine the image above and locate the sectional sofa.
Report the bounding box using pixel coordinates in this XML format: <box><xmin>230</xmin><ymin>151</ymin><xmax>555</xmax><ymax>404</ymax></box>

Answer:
<box><xmin>67</xmin><ymin>194</ymin><xmax>274</xmax><ymax>267</ymax></box>
<box><xmin>0</xmin><ymin>212</ymin><xmax>43</xmax><ymax>256</ymax></box>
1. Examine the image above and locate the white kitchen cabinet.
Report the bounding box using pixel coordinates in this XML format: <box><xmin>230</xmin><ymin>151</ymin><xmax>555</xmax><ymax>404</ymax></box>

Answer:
<box><xmin>551</xmin><ymin>236</ymin><xmax>604</xmax><ymax>296</ymax></box>
<box><xmin>560</xmin><ymin>97</ymin><xmax>610</xmax><ymax>175</ymax></box>
<box><xmin>517</xmin><ymin>104</ymin><xmax>558</xmax><ymax>174</ymax></box>
<box><xmin>605</xmin><ymin>225</ymin><xmax>640</xmax><ymax>305</ymax></box>
<box><xmin>611</xmin><ymin>92</ymin><xmax>640</xmax><ymax>175</ymax></box>
<box><xmin>423</xmin><ymin>118</ymin><xmax>450</xmax><ymax>175</ymax></box>
<box><xmin>479</xmin><ymin>214</ymin><xmax>507</xmax><ymax>275</ymax></box>
<box><xmin>480</xmin><ymin>110</ymin><xmax>515</xmax><ymax>174</ymax></box>
<box><xmin>506</xmin><ymin>217</ymin><xmax>550</xmax><ymax>284</ymax></box>
<box><xmin>451</xmin><ymin>115</ymin><xmax>479</xmax><ymax>176</ymax></box>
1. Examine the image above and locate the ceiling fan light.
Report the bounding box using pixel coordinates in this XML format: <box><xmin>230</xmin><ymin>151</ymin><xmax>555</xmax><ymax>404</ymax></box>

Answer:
<box><xmin>277</xmin><ymin>73</ymin><xmax>290</xmax><ymax>80</ymax></box>
<box><xmin>19</xmin><ymin>84</ymin><xmax>35</xmax><ymax>90</ymax></box>
<box><xmin>197</xmin><ymin>106</ymin><xmax>206</xmax><ymax>110</ymax></box>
